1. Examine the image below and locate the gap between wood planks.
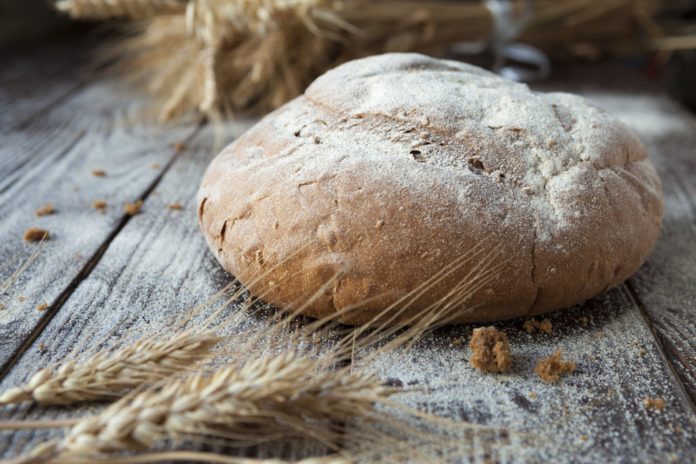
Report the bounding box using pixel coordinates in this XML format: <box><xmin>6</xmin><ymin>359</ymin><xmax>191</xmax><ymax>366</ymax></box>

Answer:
<box><xmin>625</xmin><ymin>280</ymin><xmax>696</xmax><ymax>412</ymax></box>
<box><xmin>0</xmin><ymin>123</ymin><xmax>204</xmax><ymax>381</ymax></box>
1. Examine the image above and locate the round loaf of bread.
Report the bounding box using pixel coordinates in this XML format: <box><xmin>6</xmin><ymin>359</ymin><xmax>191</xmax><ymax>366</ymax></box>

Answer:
<box><xmin>198</xmin><ymin>53</ymin><xmax>663</xmax><ymax>325</ymax></box>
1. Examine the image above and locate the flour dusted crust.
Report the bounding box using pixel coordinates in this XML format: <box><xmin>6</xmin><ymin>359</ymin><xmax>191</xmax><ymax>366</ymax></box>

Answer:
<box><xmin>198</xmin><ymin>53</ymin><xmax>663</xmax><ymax>324</ymax></box>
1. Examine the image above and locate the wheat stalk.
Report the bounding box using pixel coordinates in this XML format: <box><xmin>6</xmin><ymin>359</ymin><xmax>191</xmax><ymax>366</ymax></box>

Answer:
<box><xmin>82</xmin><ymin>452</ymin><xmax>351</xmax><ymax>463</ymax></box>
<box><xmin>0</xmin><ymin>330</ymin><xmax>219</xmax><ymax>406</ymax></box>
<box><xmin>55</xmin><ymin>0</ymin><xmax>673</xmax><ymax>120</ymax></box>
<box><xmin>0</xmin><ymin>248</ymin><xmax>515</xmax><ymax>463</ymax></box>
<box><xmin>55</xmin><ymin>0</ymin><xmax>185</xmax><ymax>19</ymax></box>
<box><xmin>15</xmin><ymin>352</ymin><xmax>392</xmax><ymax>463</ymax></box>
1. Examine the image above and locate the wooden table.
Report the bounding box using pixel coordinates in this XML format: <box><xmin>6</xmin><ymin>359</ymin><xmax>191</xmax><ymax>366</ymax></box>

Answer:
<box><xmin>1</xmin><ymin>40</ymin><xmax>695</xmax><ymax>463</ymax></box>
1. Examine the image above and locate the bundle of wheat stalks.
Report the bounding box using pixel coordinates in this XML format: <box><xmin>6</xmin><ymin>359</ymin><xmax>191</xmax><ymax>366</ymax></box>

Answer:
<box><xmin>54</xmin><ymin>0</ymin><xmax>687</xmax><ymax>121</ymax></box>
<box><xmin>0</xmin><ymin>246</ymin><xmax>506</xmax><ymax>463</ymax></box>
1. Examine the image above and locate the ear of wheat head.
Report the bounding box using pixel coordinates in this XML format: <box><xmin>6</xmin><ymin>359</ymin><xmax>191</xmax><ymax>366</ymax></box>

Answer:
<box><xmin>0</xmin><ymin>330</ymin><xmax>220</xmax><ymax>406</ymax></box>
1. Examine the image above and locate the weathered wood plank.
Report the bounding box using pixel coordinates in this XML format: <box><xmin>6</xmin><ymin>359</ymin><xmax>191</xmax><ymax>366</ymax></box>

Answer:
<box><xmin>0</xmin><ymin>39</ymin><xmax>93</xmax><ymax>130</ymax></box>
<box><xmin>537</xmin><ymin>65</ymin><xmax>696</xmax><ymax>403</ymax></box>
<box><xmin>611</xmin><ymin>97</ymin><xmax>696</xmax><ymax>403</ymax></box>
<box><xmin>1</xmin><ymin>58</ymin><xmax>694</xmax><ymax>463</ymax></box>
<box><xmin>0</xmin><ymin>77</ymin><xmax>197</xmax><ymax>371</ymax></box>
<box><xmin>366</xmin><ymin>289</ymin><xmax>695</xmax><ymax>462</ymax></box>
<box><xmin>0</xmin><ymin>124</ymin><xmax>329</xmax><ymax>460</ymax></box>
<box><xmin>0</xmin><ymin>39</ymin><xmax>94</xmax><ymax>186</ymax></box>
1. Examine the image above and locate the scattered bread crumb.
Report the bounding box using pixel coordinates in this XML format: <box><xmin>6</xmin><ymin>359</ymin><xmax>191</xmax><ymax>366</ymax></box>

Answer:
<box><xmin>579</xmin><ymin>434</ymin><xmax>589</xmax><ymax>442</ymax></box>
<box><xmin>638</xmin><ymin>347</ymin><xmax>647</xmax><ymax>357</ymax></box>
<box><xmin>529</xmin><ymin>391</ymin><xmax>537</xmax><ymax>400</ymax></box>
<box><xmin>168</xmin><ymin>202</ymin><xmax>184</xmax><ymax>210</ymax></box>
<box><xmin>91</xmin><ymin>169</ymin><xmax>107</xmax><ymax>177</ymax></box>
<box><xmin>35</xmin><ymin>203</ymin><xmax>55</xmax><ymax>217</ymax></box>
<box><xmin>469</xmin><ymin>326</ymin><xmax>512</xmax><ymax>373</ymax></box>
<box><xmin>36</xmin><ymin>302</ymin><xmax>48</xmax><ymax>312</ymax></box>
<box><xmin>643</xmin><ymin>397</ymin><xmax>666</xmax><ymax>411</ymax></box>
<box><xmin>535</xmin><ymin>350</ymin><xmax>576</xmax><ymax>383</ymax></box>
<box><xmin>38</xmin><ymin>343</ymin><xmax>47</xmax><ymax>352</ymax></box>
<box><xmin>375</xmin><ymin>220</ymin><xmax>384</xmax><ymax>230</ymax></box>
<box><xmin>151</xmin><ymin>162</ymin><xmax>161</xmax><ymax>169</ymax></box>
<box><xmin>18</xmin><ymin>296</ymin><xmax>26</xmax><ymax>303</ymax></box>
<box><xmin>522</xmin><ymin>318</ymin><xmax>553</xmax><ymax>334</ymax></box>
<box><xmin>23</xmin><ymin>227</ymin><xmax>49</xmax><ymax>242</ymax></box>
<box><xmin>93</xmin><ymin>200</ymin><xmax>107</xmax><ymax>212</ymax></box>
<box><xmin>579</xmin><ymin>316</ymin><xmax>589</xmax><ymax>327</ymax></box>
<box><xmin>124</xmin><ymin>200</ymin><xmax>143</xmax><ymax>216</ymax></box>
<box><xmin>451</xmin><ymin>337</ymin><xmax>464</xmax><ymax>347</ymax></box>
<box><xmin>174</xmin><ymin>141</ymin><xmax>187</xmax><ymax>153</ymax></box>
<box><xmin>0</xmin><ymin>303</ymin><xmax>5</xmax><ymax>311</ymax></box>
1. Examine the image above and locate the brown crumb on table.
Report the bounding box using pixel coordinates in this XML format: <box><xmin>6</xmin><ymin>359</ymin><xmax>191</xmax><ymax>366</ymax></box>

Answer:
<box><xmin>36</xmin><ymin>302</ymin><xmax>48</xmax><ymax>312</ymax></box>
<box><xmin>91</xmin><ymin>169</ymin><xmax>107</xmax><ymax>177</ymax></box>
<box><xmin>151</xmin><ymin>162</ymin><xmax>161</xmax><ymax>169</ymax></box>
<box><xmin>529</xmin><ymin>391</ymin><xmax>538</xmax><ymax>400</ymax></box>
<box><xmin>35</xmin><ymin>203</ymin><xmax>55</xmax><ymax>217</ymax></box>
<box><xmin>535</xmin><ymin>350</ymin><xmax>576</xmax><ymax>383</ymax></box>
<box><xmin>18</xmin><ymin>296</ymin><xmax>26</xmax><ymax>303</ymax></box>
<box><xmin>124</xmin><ymin>200</ymin><xmax>143</xmax><ymax>216</ymax></box>
<box><xmin>174</xmin><ymin>141</ymin><xmax>187</xmax><ymax>153</ymax></box>
<box><xmin>469</xmin><ymin>326</ymin><xmax>512</xmax><ymax>373</ymax></box>
<box><xmin>522</xmin><ymin>318</ymin><xmax>553</xmax><ymax>334</ymax></box>
<box><xmin>93</xmin><ymin>200</ymin><xmax>107</xmax><ymax>212</ymax></box>
<box><xmin>38</xmin><ymin>343</ymin><xmax>47</xmax><ymax>352</ymax></box>
<box><xmin>643</xmin><ymin>397</ymin><xmax>666</xmax><ymax>411</ymax></box>
<box><xmin>451</xmin><ymin>337</ymin><xmax>464</xmax><ymax>347</ymax></box>
<box><xmin>23</xmin><ymin>227</ymin><xmax>49</xmax><ymax>242</ymax></box>
<box><xmin>0</xmin><ymin>303</ymin><xmax>5</xmax><ymax>311</ymax></box>
<box><xmin>168</xmin><ymin>202</ymin><xmax>184</xmax><ymax>210</ymax></box>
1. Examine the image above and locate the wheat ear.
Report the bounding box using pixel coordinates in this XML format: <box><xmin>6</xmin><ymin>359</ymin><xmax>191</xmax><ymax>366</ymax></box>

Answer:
<box><xmin>0</xmin><ymin>330</ymin><xmax>219</xmax><ymax>406</ymax></box>
<box><xmin>20</xmin><ymin>352</ymin><xmax>390</xmax><ymax>463</ymax></box>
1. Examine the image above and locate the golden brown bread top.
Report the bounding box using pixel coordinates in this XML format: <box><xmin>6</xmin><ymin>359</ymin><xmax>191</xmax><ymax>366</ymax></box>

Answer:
<box><xmin>198</xmin><ymin>53</ymin><xmax>663</xmax><ymax>324</ymax></box>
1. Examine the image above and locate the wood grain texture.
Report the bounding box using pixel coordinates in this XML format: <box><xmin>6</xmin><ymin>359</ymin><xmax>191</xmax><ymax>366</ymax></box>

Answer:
<box><xmin>0</xmin><ymin>39</ymin><xmax>93</xmax><ymax>131</ymax></box>
<box><xmin>0</xmin><ymin>72</ymin><xmax>197</xmax><ymax>371</ymax></box>
<box><xmin>0</xmin><ymin>124</ymin><xmax>329</xmax><ymax>460</ymax></box>
<box><xmin>364</xmin><ymin>289</ymin><xmax>696</xmax><ymax>463</ymax></box>
<box><xmin>537</xmin><ymin>65</ymin><xmax>696</xmax><ymax>404</ymax></box>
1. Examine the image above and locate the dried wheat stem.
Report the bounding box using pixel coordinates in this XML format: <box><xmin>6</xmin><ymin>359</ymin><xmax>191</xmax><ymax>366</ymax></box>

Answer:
<box><xmin>56</xmin><ymin>0</ymin><xmax>185</xmax><ymax>20</ymax></box>
<box><xmin>0</xmin><ymin>330</ymin><xmax>219</xmax><ymax>406</ymax></box>
<box><xmin>199</xmin><ymin>42</ymin><xmax>220</xmax><ymax>115</ymax></box>
<box><xmin>56</xmin><ymin>0</ymin><xmax>673</xmax><ymax>120</ymax></box>
<box><xmin>64</xmin><ymin>450</ymin><xmax>350</xmax><ymax>463</ymax></box>
<box><xmin>20</xmin><ymin>353</ymin><xmax>390</xmax><ymax>463</ymax></box>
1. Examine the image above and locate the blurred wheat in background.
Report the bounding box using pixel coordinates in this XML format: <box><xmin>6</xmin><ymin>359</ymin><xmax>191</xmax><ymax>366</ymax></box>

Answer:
<box><xmin>54</xmin><ymin>0</ymin><xmax>696</xmax><ymax>120</ymax></box>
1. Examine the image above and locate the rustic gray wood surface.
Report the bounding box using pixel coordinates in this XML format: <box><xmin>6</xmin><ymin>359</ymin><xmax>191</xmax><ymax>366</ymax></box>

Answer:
<box><xmin>0</xmin><ymin>41</ymin><xmax>694</xmax><ymax>463</ymax></box>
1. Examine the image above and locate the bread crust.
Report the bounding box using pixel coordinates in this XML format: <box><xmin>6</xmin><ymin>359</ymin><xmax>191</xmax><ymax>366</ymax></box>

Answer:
<box><xmin>198</xmin><ymin>53</ymin><xmax>663</xmax><ymax>324</ymax></box>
